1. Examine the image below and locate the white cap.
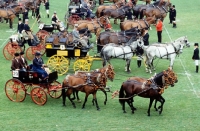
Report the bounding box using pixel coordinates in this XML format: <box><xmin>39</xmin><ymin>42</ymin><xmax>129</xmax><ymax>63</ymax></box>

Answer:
<box><xmin>25</xmin><ymin>19</ymin><xmax>29</xmax><ymax>22</ymax></box>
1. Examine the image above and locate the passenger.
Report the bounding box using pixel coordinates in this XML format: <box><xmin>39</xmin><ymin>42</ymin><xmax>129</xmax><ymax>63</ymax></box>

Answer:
<box><xmin>32</xmin><ymin>52</ymin><xmax>48</xmax><ymax>82</ymax></box>
<box><xmin>51</xmin><ymin>11</ymin><xmax>59</xmax><ymax>24</ymax></box>
<box><xmin>19</xmin><ymin>51</ymin><xmax>28</xmax><ymax>69</ymax></box>
<box><xmin>72</xmin><ymin>24</ymin><xmax>93</xmax><ymax>48</ymax></box>
<box><xmin>11</xmin><ymin>53</ymin><xmax>24</xmax><ymax>71</ymax></box>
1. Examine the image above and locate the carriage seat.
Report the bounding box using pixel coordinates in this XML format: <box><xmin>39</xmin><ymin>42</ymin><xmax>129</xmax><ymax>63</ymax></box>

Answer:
<box><xmin>59</xmin><ymin>37</ymin><xmax>67</xmax><ymax>43</ymax></box>
<box><xmin>46</xmin><ymin>37</ymin><xmax>54</xmax><ymax>43</ymax></box>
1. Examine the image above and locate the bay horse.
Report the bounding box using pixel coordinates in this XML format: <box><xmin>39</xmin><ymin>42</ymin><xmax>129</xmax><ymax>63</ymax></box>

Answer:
<box><xmin>101</xmin><ymin>4</ymin><xmax>132</xmax><ymax>24</ymax></box>
<box><xmin>96</xmin><ymin>1</ymin><xmax>125</xmax><ymax>18</ymax></box>
<box><xmin>143</xmin><ymin>0</ymin><xmax>171</xmax><ymax>21</ymax></box>
<box><xmin>75</xmin><ymin>16</ymin><xmax>109</xmax><ymax>40</ymax></box>
<box><xmin>120</xmin><ymin>16</ymin><xmax>156</xmax><ymax>31</ymax></box>
<box><xmin>119</xmin><ymin>68</ymin><xmax>177</xmax><ymax>116</ymax></box>
<box><xmin>0</xmin><ymin>4</ymin><xmax>25</xmax><ymax>28</ymax></box>
<box><xmin>72</xmin><ymin>64</ymin><xmax>115</xmax><ymax>105</ymax></box>
<box><xmin>99</xmin><ymin>0</ymin><xmax>119</xmax><ymax>5</ymax></box>
<box><xmin>100</xmin><ymin>37</ymin><xmax>144</xmax><ymax>73</ymax></box>
<box><xmin>145</xmin><ymin>36</ymin><xmax>190</xmax><ymax>74</ymax></box>
<box><xmin>62</xmin><ymin>71</ymin><xmax>107</xmax><ymax>110</ymax></box>
<box><xmin>133</xmin><ymin>0</ymin><xmax>162</xmax><ymax>19</ymax></box>
<box><xmin>97</xmin><ymin>27</ymin><xmax>140</xmax><ymax>52</ymax></box>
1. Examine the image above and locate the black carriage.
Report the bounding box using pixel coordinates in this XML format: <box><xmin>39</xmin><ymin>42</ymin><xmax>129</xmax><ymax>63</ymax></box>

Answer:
<box><xmin>5</xmin><ymin>70</ymin><xmax>62</xmax><ymax>105</ymax></box>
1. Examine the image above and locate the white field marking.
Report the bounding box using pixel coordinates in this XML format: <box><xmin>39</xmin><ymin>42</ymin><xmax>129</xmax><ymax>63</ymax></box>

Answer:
<box><xmin>164</xmin><ymin>23</ymin><xmax>199</xmax><ymax>98</ymax></box>
<box><xmin>0</xmin><ymin>29</ymin><xmax>16</xmax><ymax>48</ymax></box>
<box><xmin>0</xmin><ymin>39</ymin><xmax>7</xmax><ymax>41</ymax></box>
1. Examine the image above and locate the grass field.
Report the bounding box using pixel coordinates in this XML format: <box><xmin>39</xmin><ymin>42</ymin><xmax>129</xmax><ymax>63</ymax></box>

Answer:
<box><xmin>0</xmin><ymin>0</ymin><xmax>200</xmax><ymax>130</ymax></box>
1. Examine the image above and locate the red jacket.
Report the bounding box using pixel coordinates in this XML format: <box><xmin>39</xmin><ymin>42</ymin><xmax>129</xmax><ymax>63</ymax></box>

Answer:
<box><xmin>156</xmin><ymin>21</ymin><xmax>163</xmax><ymax>31</ymax></box>
<box><xmin>105</xmin><ymin>23</ymin><xmax>112</xmax><ymax>29</ymax></box>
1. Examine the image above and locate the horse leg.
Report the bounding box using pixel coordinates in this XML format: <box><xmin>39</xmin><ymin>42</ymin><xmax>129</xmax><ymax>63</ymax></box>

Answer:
<box><xmin>157</xmin><ymin>96</ymin><xmax>165</xmax><ymax>115</ymax></box>
<box><xmin>154</xmin><ymin>99</ymin><xmax>158</xmax><ymax>111</ymax></box>
<box><xmin>99</xmin><ymin>88</ymin><xmax>107</xmax><ymax>105</ymax></box>
<box><xmin>75</xmin><ymin>90</ymin><xmax>81</xmax><ymax>102</ymax></box>
<box><xmin>61</xmin><ymin>85</ymin><xmax>66</xmax><ymax>106</ymax></box>
<box><xmin>67</xmin><ymin>89</ymin><xmax>76</xmax><ymax>108</ymax></box>
<box><xmin>82</xmin><ymin>93</ymin><xmax>89</xmax><ymax>109</ymax></box>
<box><xmin>147</xmin><ymin>98</ymin><xmax>154</xmax><ymax>116</ymax></box>
<box><xmin>9</xmin><ymin>19</ymin><xmax>12</xmax><ymax>29</ymax></box>
<box><xmin>126</xmin><ymin>59</ymin><xmax>131</xmax><ymax>73</ymax></box>
<box><xmin>127</xmin><ymin>97</ymin><xmax>136</xmax><ymax>114</ymax></box>
<box><xmin>93</xmin><ymin>91</ymin><xmax>100</xmax><ymax>110</ymax></box>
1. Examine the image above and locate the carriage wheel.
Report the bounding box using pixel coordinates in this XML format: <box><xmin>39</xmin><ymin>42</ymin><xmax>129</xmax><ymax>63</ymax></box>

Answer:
<box><xmin>5</xmin><ymin>79</ymin><xmax>26</xmax><ymax>102</ymax></box>
<box><xmin>31</xmin><ymin>87</ymin><xmax>47</xmax><ymax>105</ymax></box>
<box><xmin>26</xmin><ymin>43</ymin><xmax>46</xmax><ymax>61</ymax></box>
<box><xmin>47</xmin><ymin>55</ymin><xmax>69</xmax><ymax>75</ymax></box>
<box><xmin>36</xmin><ymin>30</ymin><xmax>50</xmax><ymax>41</ymax></box>
<box><xmin>3</xmin><ymin>42</ymin><xmax>22</xmax><ymax>60</ymax></box>
<box><xmin>48</xmin><ymin>81</ymin><xmax>62</xmax><ymax>99</ymax></box>
<box><xmin>24</xmin><ymin>84</ymin><xmax>34</xmax><ymax>95</ymax></box>
<box><xmin>73</xmin><ymin>59</ymin><xmax>91</xmax><ymax>72</ymax></box>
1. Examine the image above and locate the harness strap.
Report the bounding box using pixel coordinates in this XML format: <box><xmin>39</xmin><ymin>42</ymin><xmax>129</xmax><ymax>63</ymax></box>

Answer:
<box><xmin>143</xmin><ymin>19</ymin><xmax>149</xmax><ymax>29</ymax></box>
<box><xmin>162</xmin><ymin>6</ymin><xmax>168</xmax><ymax>13</ymax></box>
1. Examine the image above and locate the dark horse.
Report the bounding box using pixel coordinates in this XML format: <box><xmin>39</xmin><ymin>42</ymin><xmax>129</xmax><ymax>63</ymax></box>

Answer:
<box><xmin>101</xmin><ymin>4</ymin><xmax>132</xmax><ymax>24</ymax></box>
<box><xmin>97</xmin><ymin>27</ymin><xmax>141</xmax><ymax>53</ymax></box>
<box><xmin>119</xmin><ymin>68</ymin><xmax>178</xmax><ymax>116</ymax></box>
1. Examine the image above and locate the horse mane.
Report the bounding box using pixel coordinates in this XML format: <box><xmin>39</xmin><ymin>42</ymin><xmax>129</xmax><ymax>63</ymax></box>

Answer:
<box><xmin>125</xmin><ymin>36</ymin><xmax>138</xmax><ymax>45</ymax></box>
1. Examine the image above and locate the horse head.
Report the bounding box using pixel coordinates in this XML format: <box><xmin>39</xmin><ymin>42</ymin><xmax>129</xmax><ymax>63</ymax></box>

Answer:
<box><xmin>106</xmin><ymin>64</ymin><xmax>115</xmax><ymax>81</ymax></box>
<box><xmin>13</xmin><ymin>5</ymin><xmax>26</xmax><ymax>14</ymax></box>
<box><xmin>98</xmin><ymin>16</ymin><xmax>109</xmax><ymax>28</ymax></box>
<box><xmin>163</xmin><ymin>68</ymin><xmax>178</xmax><ymax>87</ymax></box>
<box><xmin>174</xmin><ymin>36</ymin><xmax>190</xmax><ymax>53</ymax></box>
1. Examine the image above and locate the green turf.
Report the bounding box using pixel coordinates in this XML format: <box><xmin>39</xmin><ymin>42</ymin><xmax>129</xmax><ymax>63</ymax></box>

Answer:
<box><xmin>0</xmin><ymin>0</ymin><xmax>200</xmax><ymax>130</ymax></box>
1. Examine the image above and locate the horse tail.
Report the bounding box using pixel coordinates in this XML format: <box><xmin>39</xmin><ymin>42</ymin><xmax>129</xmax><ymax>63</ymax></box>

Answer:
<box><xmin>140</xmin><ymin>9</ymin><xmax>146</xmax><ymax>19</ymax></box>
<box><xmin>100</xmin><ymin>9</ymin><xmax>105</xmax><ymax>17</ymax></box>
<box><xmin>119</xmin><ymin>83</ymin><xmax>125</xmax><ymax>105</ymax></box>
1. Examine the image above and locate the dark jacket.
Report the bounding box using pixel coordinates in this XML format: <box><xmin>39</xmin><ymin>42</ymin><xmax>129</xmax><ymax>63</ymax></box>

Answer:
<box><xmin>23</xmin><ymin>24</ymin><xmax>31</xmax><ymax>31</ymax></box>
<box><xmin>52</xmin><ymin>15</ymin><xmax>58</xmax><ymax>23</ymax></box>
<box><xmin>126</xmin><ymin>11</ymin><xmax>133</xmax><ymax>20</ymax></box>
<box><xmin>11</xmin><ymin>59</ymin><xmax>23</xmax><ymax>70</ymax></box>
<box><xmin>19</xmin><ymin>57</ymin><xmax>28</xmax><ymax>68</ymax></box>
<box><xmin>45</xmin><ymin>2</ymin><xmax>49</xmax><ymax>10</ymax></box>
<box><xmin>143</xmin><ymin>33</ymin><xmax>149</xmax><ymax>46</ymax></box>
<box><xmin>170</xmin><ymin>9</ymin><xmax>176</xmax><ymax>20</ymax></box>
<box><xmin>23</xmin><ymin>11</ymin><xmax>29</xmax><ymax>21</ymax></box>
<box><xmin>17</xmin><ymin>22</ymin><xmax>24</xmax><ymax>33</ymax></box>
<box><xmin>35</xmin><ymin>6</ymin><xmax>40</xmax><ymax>18</ymax></box>
<box><xmin>192</xmin><ymin>48</ymin><xmax>199</xmax><ymax>60</ymax></box>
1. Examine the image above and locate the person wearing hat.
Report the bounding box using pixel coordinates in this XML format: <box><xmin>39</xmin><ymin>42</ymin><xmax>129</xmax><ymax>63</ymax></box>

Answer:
<box><xmin>22</xmin><ymin>8</ymin><xmax>29</xmax><ymax>23</ymax></box>
<box><xmin>35</xmin><ymin>4</ymin><xmax>41</xmax><ymax>23</ymax></box>
<box><xmin>192</xmin><ymin>43</ymin><xmax>199</xmax><ymax>73</ymax></box>
<box><xmin>11</xmin><ymin>53</ymin><xmax>23</xmax><ymax>70</ymax></box>
<box><xmin>72</xmin><ymin>24</ymin><xmax>90</xmax><ymax>48</ymax></box>
<box><xmin>44</xmin><ymin>0</ymin><xmax>50</xmax><ymax>18</ymax></box>
<box><xmin>171</xmin><ymin>5</ymin><xmax>177</xmax><ymax>28</ymax></box>
<box><xmin>17</xmin><ymin>18</ymin><xmax>24</xmax><ymax>37</ymax></box>
<box><xmin>19</xmin><ymin>51</ymin><xmax>28</xmax><ymax>69</ymax></box>
<box><xmin>32</xmin><ymin>52</ymin><xmax>48</xmax><ymax>81</ymax></box>
<box><xmin>51</xmin><ymin>11</ymin><xmax>59</xmax><ymax>24</ymax></box>
<box><xmin>155</xmin><ymin>18</ymin><xmax>163</xmax><ymax>43</ymax></box>
<box><xmin>23</xmin><ymin>19</ymin><xmax>35</xmax><ymax>42</ymax></box>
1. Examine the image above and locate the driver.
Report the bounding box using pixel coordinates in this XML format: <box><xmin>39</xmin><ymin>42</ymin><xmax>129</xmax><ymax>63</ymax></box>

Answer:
<box><xmin>72</xmin><ymin>24</ymin><xmax>90</xmax><ymax>48</ymax></box>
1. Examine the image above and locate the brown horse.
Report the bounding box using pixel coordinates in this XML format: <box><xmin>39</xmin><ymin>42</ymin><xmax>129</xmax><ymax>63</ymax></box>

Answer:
<box><xmin>73</xmin><ymin>64</ymin><xmax>115</xmax><ymax>105</ymax></box>
<box><xmin>101</xmin><ymin>4</ymin><xmax>133</xmax><ymax>24</ymax></box>
<box><xmin>119</xmin><ymin>68</ymin><xmax>177</xmax><ymax>116</ymax></box>
<box><xmin>96</xmin><ymin>1</ymin><xmax>125</xmax><ymax>18</ymax></box>
<box><xmin>120</xmin><ymin>16</ymin><xmax>156</xmax><ymax>30</ymax></box>
<box><xmin>99</xmin><ymin>0</ymin><xmax>120</xmax><ymax>5</ymax></box>
<box><xmin>76</xmin><ymin>16</ymin><xmax>109</xmax><ymax>40</ymax></box>
<box><xmin>133</xmin><ymin>0</ymin><xmax>162</xmax><ymax>19</ymax></box>
<box><xmin>143</xmin><ymin>0</ymin><xmax>172</xmax><ymax>21</ymax></box>
<box><xmin>61</xmin><ymin>71</ymin><xmax>107</xmax><ymax>110</ymax></box>
<box><xmin>97</xmin><ymin>27</ymin><xmax>140</xmax><ymax>52</ymax></box>
<box><xmin>0</xmin><ymin>4</ymin><xmax>25</xmax><ymax>28</ymax></box>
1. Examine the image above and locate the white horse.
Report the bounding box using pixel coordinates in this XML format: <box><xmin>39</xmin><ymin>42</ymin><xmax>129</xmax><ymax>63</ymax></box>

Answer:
<box><xmin>144</xmin><ymin>36</ymin><xmax>190</xmax><ymax>73</ymax></box>
<box><xmin>100</xmin><ymin>37</ymin><xmax>144</xmax><ymax>73</ymax></box>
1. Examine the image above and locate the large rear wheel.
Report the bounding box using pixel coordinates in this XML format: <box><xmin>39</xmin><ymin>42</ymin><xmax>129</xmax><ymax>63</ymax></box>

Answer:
<box><xmin>31</xmin><ymin>87</ymin><xmax>47</xmax><ymax>106</ymax></box>
<box><xmin>47</xmin><ymin>55</ymin><xmax>69</xmax><ymax>75</ymax></box>
<box><xmin>73</xmin><ymin>59</ymin><xmax>91</xmax><ymax>72</ymax></box>
<box><xmin>26</xmin><ymin>43</ymin><xmax>46</xmax><ymax>61</ymax></box>
<box><xmin>3</xmin><ymin>42</ymin><xmax>22</xmax><ymax>60</ymax></box>
<box><xmin>5</xmin><ymin>79</ymin><xmax>26</xmax><ymax>102</ymax></box>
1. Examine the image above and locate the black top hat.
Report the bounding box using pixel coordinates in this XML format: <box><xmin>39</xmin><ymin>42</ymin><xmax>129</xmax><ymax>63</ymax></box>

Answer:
<box><xmin>14</xmin><ymin>53</ymin><xmax>20</xmax><ymax>57</ymax></box>
<box><xmin>35</xmin><ymin>52</ymin><xmax>41</xmax><ymax>56</ymax></box>
<box><xmin>20</xmin><ymin>51</ymin><xmax>24</xmax><ymax>55</ymax></box>
<box><xmin>194</xmin><ymin>43</ymin><xmax>199</xmax><ymax>46</ymax></box>
<box><xmin>172</xmin><ymin>5</ymin><xmax>175</xmax><ymax>8</ymax></box>
<box><xmin>18</xmin><ymin>18</ymin><xmax>22</xmax><ymax>21</ymax></box>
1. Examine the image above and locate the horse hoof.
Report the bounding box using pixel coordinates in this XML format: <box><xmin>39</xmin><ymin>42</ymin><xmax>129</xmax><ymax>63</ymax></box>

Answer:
<box><xmin>104</xmin><ymin>102</ymin><xmax>107</xmax><ymax>105</ymax></box>
<box><xmin>62</xmin><ymin>104</ymin><xmax>66</xmax><ymax>107</ymax></box>
<box><xmin>123</xmin><ymin>111</ymin><xmax>127</xmax><ymax>113</ymax></box>
<box><xmin>131</xmin><ymin>111</ymin><xmax>134</xmax><ymax>114</ymax></box>
<box><xmin>133</xmin><ymin>107</ymin><xmax>137</xmax><ymax>111</ymax></box>
<box><xmin>147</xmin><ymin>114</ymin><xmax>150</xmax><ymax>116</ymax></box>
<box><xmin>77</xmin><ymin>100</ymin><xmax>81</xmax><ymax>103</ymax></box>
<box><xmin>97</xmin><ymin>108</ymin><xmax>100</xmax><ymax>111</ymax></box>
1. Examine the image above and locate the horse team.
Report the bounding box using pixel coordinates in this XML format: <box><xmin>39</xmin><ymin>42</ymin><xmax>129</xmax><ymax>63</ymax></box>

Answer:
<box><xmin>2</xmin><ymin>0</ymin><xmax>185</xmax><ymax>116</ymax></box>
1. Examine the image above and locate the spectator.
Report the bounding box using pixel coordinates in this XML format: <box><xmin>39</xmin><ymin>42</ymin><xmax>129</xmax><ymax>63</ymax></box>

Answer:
<box><xmin>23</xmin><ymin>9</ymin><xmax>29</xmax><ymax>23</ymax></box>
<box><xmin>17</xmin><ymin>18</ymin><xmax>24</xmax><ymax>37</ymax></box>
<box><xmin>35</xmin><ymin>5</ymin><xmax>41</xmax><ymax>23</ymax></box>
<box><xmin>44</xmin><ymin>0</ymin><xmax>50</xmax><ymax>18</ymax></box>
<box><xmin>192</xmin><ymin>43</ymin><xmax>199</xmax><ymax>73</ymax></box>
<box><xmin>155</xmin><ymin>18</ymin><xmax>163</xmax><ymax>43</ymax></box>
<box><xmin>171</xmin><ymin>5</ymin><xmax>177</xmax><ymax>28</ymax></box>
<box><xmin>11</xmin><ymin>53</ymin><xmax>23</xmax><ymax>70</ymax></box>
<box><xmin>125</xmin><ymin>9</ymin><xmax>133</xmax><ymax>20</ymax></box>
